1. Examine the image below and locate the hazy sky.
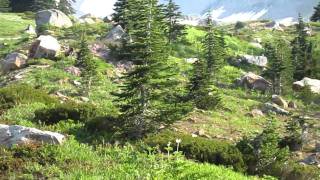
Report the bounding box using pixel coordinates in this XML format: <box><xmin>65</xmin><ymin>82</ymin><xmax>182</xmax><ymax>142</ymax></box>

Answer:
<box><xmin>76</xmin><ymin>0</ymin><xmax>210</xmax><ymax>17</ymax></box>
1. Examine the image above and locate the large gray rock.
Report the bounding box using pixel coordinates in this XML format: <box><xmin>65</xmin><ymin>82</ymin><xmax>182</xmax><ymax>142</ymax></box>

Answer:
<box><xmin>30</xmin><ymin>35</ymin><xmax>61</xmax><ymax>59</ymax></box>
<box><xmin>1</xmin><ymin>53</ymin><xmax>28</xmax><ymax>73</ymax></box>
<box><xmin>263</xmin><ymin>103</ymin><xmax>290</xmax><ymax>116</ymax></box>
<box><xmin>0</xmin><ymin>124</ymin><xmax>65</xmax><ymax>147</ymax></box>
<box><xmin>36</xmin><ymin>9</ymin><xmax>73</xmax><ymax>28</ymax></box>
<box><xmin>240</xmin><ymin>55</ymin><xmax>268</xmax><ymax>67</ymax></box>
<box><xmin>104</xmin><ymin>25</ymin><xmax>125</xmax><ymax>46</ymax></box>
<box><xmin>293</xmin><ymin>77</ymin><xmax>320</xmax><ymax>94</ymax></box>
<box><xmin>236</xmin><ymin>72</ymin><xmax>272</xmax><ymax>93</ymax></box>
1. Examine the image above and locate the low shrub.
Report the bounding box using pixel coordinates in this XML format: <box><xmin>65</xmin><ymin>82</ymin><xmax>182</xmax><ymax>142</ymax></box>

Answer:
<box><xmin>85</xmin><ymin>115</ymin><xmax>121</xmax><ymax>133</ymax></box>
<box><xmin>0</xmin><ymin>84</ymin><xmax>58</xmax><ymax>111</ymax></box>
<box><xmin>144</xmin><ymin>131</ymin><xmax>246</xmax><ymax>172</ymax></box>
<box><xmin>34</xmin><ymin>102</ymin><xmax>101</xmax><ymax>124</ymax></box>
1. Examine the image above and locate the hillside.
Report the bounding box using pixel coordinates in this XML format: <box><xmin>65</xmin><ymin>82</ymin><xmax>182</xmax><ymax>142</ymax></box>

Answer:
<box><xmin>0</xmin><ymin>7</ymin><xmax>320</xmax><ymax>180</ymax></box>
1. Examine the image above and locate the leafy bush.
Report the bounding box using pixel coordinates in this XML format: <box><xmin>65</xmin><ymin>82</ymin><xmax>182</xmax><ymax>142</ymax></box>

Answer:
<box><xmin>144</xmin><ymin>131</ymin><xmax>246</xmax><ymax>172</ymax></box>
<box><xmin>236</xmin><ymin>120</ymin><xmax>289</xmax><ymax>176</ymax></box>
<box><xmin>34</xmin><ymin>102</ymin><xmax>101</xmax><ymax>124</ymax></box>
<box><xmin>0</xmin><ymin>84</ymin><xmax>58</xmax><ymax>111</ymax></box>
<box><xmin>194</xmin><ymin>86</ymin><xmax>222</xmax><ymax>110</ymax></box>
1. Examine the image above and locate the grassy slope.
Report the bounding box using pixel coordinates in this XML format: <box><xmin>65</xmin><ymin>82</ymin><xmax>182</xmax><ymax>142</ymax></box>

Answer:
<box><xmin>0</xmin><ymin>13</ymin><xmax>264</xmax><ymax>179</ymax></box>
<box><xmin>0</xmin><ymin>13</ymin><xmax>34</xmax><ymax>38</ymax></box>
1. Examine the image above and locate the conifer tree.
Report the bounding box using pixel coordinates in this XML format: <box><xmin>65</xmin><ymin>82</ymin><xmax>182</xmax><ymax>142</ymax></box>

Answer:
<box><xmin>163</xmin><ymin>0</ymin><xmax>186</xmax><ymax>43</ymax></box>
<box><xmin>187</xmin><ymin>16</ymin><xmax>223</xmax><ymax>110</ymax></box>
<box><xmin>291</xmin><ymin>15</ymin><xmax>312</xmax><ymax>80</ymax></box>
<box><xmin>203</xmin><ymin>17</ymin><xmax>225</xmax><ymax>80</ymax></box>
<box><xmin>32</xmin><ymin>0</ymin><xmax>57</xmax><ymax>12</ymax></box>
<box><xmin>265</xmin><ymin>39</ymin><xmax>292</xmax><ymax>95</ymax></box>
<box><xmin>115</xmin><ymin>0</ymin><xmax>184</xmax><ymax>138</ymax></box>
<box><xmin>58</xmin><ymin>0</ymin><xmax>75</xmax><ymax>15</ymax></box>
<box><xmin>76</xmin><ymin>30</ymin><xmax>98</xmax><ymax>97</ymax></box>
<box><xmin>310</xmin><ymin>1</ymin><xmax>320</xmax><ymax>22</ymax></box>
<box><xmin>0</xmin><ymin>0</ymin><xmax>10</xmax><ymax>12</ymax></box>
<box><xmin>112</xmin><ymin>0</ymin><xmax>128</xmax><ymax>28</ymax></box>
<box><xmin>9</xmin><ymin>0</ymin><xmax>33</xmax><ymax>12</ymax></box>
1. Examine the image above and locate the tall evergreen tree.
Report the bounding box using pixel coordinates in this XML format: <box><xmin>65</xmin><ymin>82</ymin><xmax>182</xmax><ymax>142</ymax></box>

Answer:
<box><xmin>163</xmin><ymin>0</ymin><xmax>186</xmax><ymax>43</ymax></box>
<box><xmin>203</xmin><ymin>17</ymin><xmax>225</xmax><ymax>80</ymax></box>
<box><xmin>58</xmin><ymin>0</ymin><xmax>75</xmax><ymax>15</ymax></box>
<box><xmin>32</xmin><ymin>0</ymin><xmax>57</xmax><ymax>12</ymax></box>
<box><xmin>115</xmin><ymin>0</ymin><xmax>184</xmax><ymax>138</ymax></box>
<box><xmin>265</xmin><ymin>39</ymin><xmax>292</xmax><ymax>95</ymax></box>
<box><xmin>112</xmin><ymin>0</ymin><xmax>128</xmax><ymax>28</ymax></box>
<box><xmin>76</xmin><ymin>30</ymin><xmax>98</xmax><ymax>97</ymax></box>
<box><xmin>291</xmin><ymin>15</ymin><xmax>312</xmax><ymax>80</ymax></box>
<box><xmin>0</xmin><ymin>0</ymin><xmax>10</xmax><ymax>12</ymax></box>
<box><xmin>9</xmin><ymin>0</ymin><xmax>33</xmax><ymax>12</ymax></box>
<box><xmin>187</xmin><ymin>16</ymin><xmax>223</xmax><ymax>110</ymax></box>
<box><xmin>310</xmin><ymin>1</ymin><xmax>320</xmax><ymax>22</ymax></box>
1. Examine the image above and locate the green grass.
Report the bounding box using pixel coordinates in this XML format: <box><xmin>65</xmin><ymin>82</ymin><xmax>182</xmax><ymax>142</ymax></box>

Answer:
<box><xmin>0</xmin><ymin>13</ymin><xmax>34</xmax><ymax>38</ymax></box>
<box><xmin>0</xmin><ymin>138</ymin><xmax>265</xmax><ymax>180</ymax></box>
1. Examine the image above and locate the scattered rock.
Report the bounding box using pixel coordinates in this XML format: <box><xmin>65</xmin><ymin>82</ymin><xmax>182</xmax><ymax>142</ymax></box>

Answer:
<box><xmin>247</xmin><ymin>109</ymin><xmax>264</xmax><ymax>117</ymax></box>
<box><xmin>64</xmin><ymin>66</ymin><xmax>81</xmax><ymax>76</ymax></box>
<box><xmin>249</xmin><ymin>42</ymin><xmax>263</xmax><ymax>49</ymax></box>
<box><xmin>80</xmin><ymin>96</ymin><xmax>89</xmax><ymax>102</ymax></box>
<box><xmin>293</xmin><ymin>77</ymin><xmax>320</xmax><ymax>94</ymax></box>
<box><xmin>316</xmin><ymin>143</ymin><xmax>320</xmax><ymax>152</ymax></box>
<box><xmin>239</xmin><ymin>55</ymin><xmax>268</xmax><ymax>67</ymax></box>
<box><xmin>253</xmin><ymin>37</ymin><xmax>262</xmax><ymax>43</ymax></box>
<box><xmin>79</xmin><ymin>14</ymin><xmax>102</xmax><ymax>24</ymax></box>
<box><xmin>301</xmin><ymin>153</ymin><xmax>320</xmax><ymax>166</ymax></box>
<box><xmin>104</xmin><ymin>25</ymin><xmax>125</xmax><ymax>46</ymax></box>
<box><xmin>185</xmin><ymin>58</ymin><xmax>198</xmax><ymax>64</ymax></box>
<box><xmin>272</xmin><ymin>95</ymin><xmax>288</xmax><ymax>109</ymax></box>
<box><xmin>0</xmin><ymin>124</ymin><xmax>65</xmax><ymax>147</ymax></box>
<box><xmin>236</xmin><ymin>72</ymin><xmax>272</xmax><ymax>93</ymax></box>
<box><xmin>24</xmin><ymin>24</ymin><xmax>36</xmax><ymax>35</ymax></box>
<box><xmin>288</xmin><ymin>101</ymin><xmax>297</xmax><ymax>109</ymax></box>
<box><xmin>30</xmin><ymin>35</ymin><xmax>61</xmax><ymax>59</ymax></box>
<box><xmin>263</xmin><ymin>103</ymin><xmax>290</xmax><ymax>116</ymax></box>
<box><xmin>265</xmin><ymin>21</ymin><xmax>284</xmax><ymax>31</ymax></box>
<box><xmin>1</xmin><ymin>53</ymin><xmax>28</xmax><ymax>73</ymax></box>
<box><xmin>191</xmin><ymin>133</ymin><xmax>198</xmax><ymax>138</ymax></box>
<box><xmin>54</xmin><ymin>92</ymin><xmax>70</xmax><ymax>101</ymax></box>
<box><xmin>195</xmin><ymin>129</ymin><xmax>205</xmax><ymax>136</ymax></box>
<box><xmin>72</xmin><ymin>80</ymin><xmax>81</xmax><ymax>86</ymax></box>
<box><xmin>36</xmin><ymin>9</ymin><xmax>73</xmax><ymax>28</ymax></box>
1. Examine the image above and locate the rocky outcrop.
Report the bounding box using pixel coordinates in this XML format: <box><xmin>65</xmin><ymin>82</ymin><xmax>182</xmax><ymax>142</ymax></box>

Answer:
<box><xmin>288</xmin><ymin>101</ymin><xmax>297</xmax><ymax>109</ymax></box>
<box><xmin>36</xmin><ymin>9</ymin><xmax>73</xmax><ymax>28</ymax></box>
<box><xmin>247</xmin><ymin>109</ymin><xmax>264</xmax><ymax>117</ymax></box>
<box><xmin>272</xmin><ymin>95</ymin><xmax>288</xmax><ymax>109</ymax></box>
<box><xmin>64</xmin><ymin>66</ymin><xmax>81</xmax><ymax>76</ymax></box>
<box><xmin>1</xmin><ymin>53</ymin><xmax>28</xmax><ymax>73</ymax></box>
<box><xmin>266</xmin><ymin>21</ymin><xmax>284</xmax><ymax>31</ymax></box>
<box><xmin>30</xmin><ymin>35</ymin><xmax>61</xmax><ymax>59</ymax></box>
<box><xmin>0</xmin><ymin>124</ymin><xmax>65</xmax><ymax>147</ymax></box>
<box><xmin>104</xmin><ymin>25</ymin><xmax>125</xmax><ymax>46</ymax></box>
<box><xmin>24</xmin><ymin>24</ymin><xmax>36</xmax><ymax>35</ymax></box>
<box><xmin>185</xmin><ymin>58</ymin><xmax>198</xmax><ymax>64</ymax></box>
<box><xmin>79</xmin><ymin>14</ymin><xmax>102</xmax><ymax>24</ymax></box>
<box><xmin>236</xmin><ymin>72</ymin><xmax>271</xmax><ymax>93</ymax></box>
<box><xmin>293</xmin><ymin>77</ymin><xmax>320</xmax><ymax>94</ymax></box>
<box><xmin>263</xmin><ymin>103</ymin><xmax>290</xmax><ymax>116</ymax></box>
<box><xmin>239</xmin><ymin>55</ymin><xmax>268</xmax><ymax>67</ymax></box>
